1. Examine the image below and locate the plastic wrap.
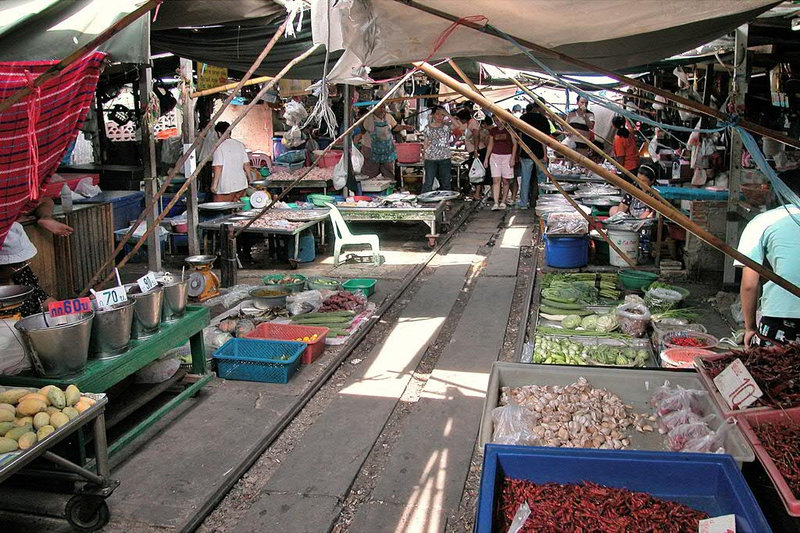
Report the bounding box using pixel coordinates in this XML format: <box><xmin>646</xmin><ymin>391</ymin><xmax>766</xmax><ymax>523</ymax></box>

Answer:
<box><xmin>491</xmin><ymin>404</ymin><xmax>539</xmax><ymax>446</ymax></box>
<box><xmin>546</xmin><ymin>212</ymin><xmax>588</xmax><ymax>235</ymax></box>
<box><xmin>644</xmin><ymin>288</ymin><xmax>683</xmax><ymax>313</ymax></box>
<box><xmin>287</xmin><ymin>290</ymin><xmax>324</xmax><ymax>316</ymax></box>
<box><xmin>615</xmin><ymin>303</ymin><xmax>651</xmax><ymax>337</ymax></box>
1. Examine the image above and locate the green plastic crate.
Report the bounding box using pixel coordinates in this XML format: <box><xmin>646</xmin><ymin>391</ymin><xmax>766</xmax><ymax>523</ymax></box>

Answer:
<box><xmin>342</xmin><ymin>278</ymin><xmax>376</xmax><ymax>297</ymax></box>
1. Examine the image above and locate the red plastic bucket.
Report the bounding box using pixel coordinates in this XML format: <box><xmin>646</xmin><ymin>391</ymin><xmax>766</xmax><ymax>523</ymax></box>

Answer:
<box><xmin>395</xmin><ymin>142</ymin><xmax>423</xmax><ymax>163</ymax></box>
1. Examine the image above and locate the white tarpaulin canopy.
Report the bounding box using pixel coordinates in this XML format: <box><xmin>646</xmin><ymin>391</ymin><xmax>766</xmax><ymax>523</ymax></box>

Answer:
<box><xmin>312</xmin><ymin>0</ymin><xmax>778</xmax><ymax>82</ymax></box>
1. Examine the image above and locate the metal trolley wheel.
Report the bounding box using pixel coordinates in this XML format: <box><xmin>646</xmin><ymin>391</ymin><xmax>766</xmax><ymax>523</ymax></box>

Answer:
<box><xmin>65</xmin><ymin>495</ymin><xmax>110</xmax><ymax>532</ymax></box>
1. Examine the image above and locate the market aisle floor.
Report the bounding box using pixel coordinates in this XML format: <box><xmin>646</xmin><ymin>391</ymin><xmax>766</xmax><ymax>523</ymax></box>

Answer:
<box><xmin>235</xmin><ymin>207</ymin><xmax>533</xmax><ymax>533</ymax></box>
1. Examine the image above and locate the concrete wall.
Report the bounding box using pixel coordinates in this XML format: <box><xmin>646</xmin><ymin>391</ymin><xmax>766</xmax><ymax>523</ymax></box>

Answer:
<box><xmin>684</xmin><ymin>200</ymin><xmax>727</xmax><ymax>273</ymax></box>
<box><xmin>215</xmin><ymin>102</ymin><xmax>274</xmax><ymax>155</ymax></box>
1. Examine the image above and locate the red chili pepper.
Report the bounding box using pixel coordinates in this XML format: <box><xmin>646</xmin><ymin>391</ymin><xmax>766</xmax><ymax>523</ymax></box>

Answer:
<box><xmin>670</xmin><ymin>336</ymin><xmax>706</xmax><ymax>347</ymax></box>
<box><xmin>753</xmin><ymin>420</ymin><xmax>800</xmax><ymax>497</ymax></box>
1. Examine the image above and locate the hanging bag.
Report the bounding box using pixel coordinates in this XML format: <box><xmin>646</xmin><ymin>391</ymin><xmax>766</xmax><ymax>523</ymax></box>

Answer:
<box><xmin>468</xmin><ymin>158</ymin><xmax>486</xmax><ymax>183</ymax></box>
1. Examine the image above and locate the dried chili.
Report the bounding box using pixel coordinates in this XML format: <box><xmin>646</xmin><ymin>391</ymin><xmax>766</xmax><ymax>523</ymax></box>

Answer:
<box><xmin>499</xmin><ymin>478</ymin><xmax>708</xmax><ymax>533</ymax></box>
<box><xmin>752</xmin><ymin>419</ymin><xmax>800</xmax><ymax>497</ymax></box>
<box><xmin>669</xmin><ymin>336</ymin><xmax>708</xmax><ymax>347</ymax></box>
<box><xmin>703</xmin><ymin>344</ymin><xmax>800</xmax><ymax>409</ymax></box>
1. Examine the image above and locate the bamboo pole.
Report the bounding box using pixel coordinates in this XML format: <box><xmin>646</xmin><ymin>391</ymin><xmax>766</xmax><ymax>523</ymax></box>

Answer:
<box><xmin>83</xmin><ymin>43</ymin><xmax>319</xmax><ymax>293</ymax></box>
<box><xmin>446</xmin><ymin>60</ymin><xmax>639</xmax><ymax>269</ymax></box>
<box><xmin>234</xmin><ymin>68</ymin><xmax>418</xmax><ymax>237</ymax></box>
<box><xmin>81</xmin><ymin>17</ymin><xmax>291</xmax><ymax>293</ymax></box>
<box><xmin>0</xmin><ymin>0</ymin><xmax>162</xmax><ymax>114</ymax></box>
<box><xmin>415</xmin><ymin>61</ymin><xmax>800</xmax><ymax>298</ymax></box>
<box><xmin>190</xmin><ymin>75</ymin><xmax>275</xmax><ymax>98</ymax></box>
<box><xmin>397</xmin><ymin>1</ymin><xmax>800</xmax><ymax>151</ymax></box>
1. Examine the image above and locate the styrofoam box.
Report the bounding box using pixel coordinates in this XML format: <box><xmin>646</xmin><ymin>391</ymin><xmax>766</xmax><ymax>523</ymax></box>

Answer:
<box><xmin>478</xmin><ymin>363</ymin><xmax>754</xmax><ymax>466</ymax></box>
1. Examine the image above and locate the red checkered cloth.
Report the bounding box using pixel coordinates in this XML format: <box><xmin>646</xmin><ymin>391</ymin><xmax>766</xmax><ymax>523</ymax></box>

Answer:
<box><xmin>0</xmin><ymin>51</ymin><xmax>105</xmax><ymax>246</ymax></box>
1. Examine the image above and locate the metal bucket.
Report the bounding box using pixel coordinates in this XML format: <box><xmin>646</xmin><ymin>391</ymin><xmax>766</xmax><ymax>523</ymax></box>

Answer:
<box><xmin>126</xmin><ymin>284</ymin><xmax>164</xmax><ymax>340</ymax></box>
<box><xmin>161</xmin><ymin>280</ymin><xmax>188</xmax><ymax>323</ymax></box>
<box><xmin>90</xmin><ymin>299</ymin><xmax>134</xmax><ymax>359</ymax></box>
<box><xmin>15</xmin><ymin>312</ymin><xmax>94</xmax><ymax>377</ymax></box>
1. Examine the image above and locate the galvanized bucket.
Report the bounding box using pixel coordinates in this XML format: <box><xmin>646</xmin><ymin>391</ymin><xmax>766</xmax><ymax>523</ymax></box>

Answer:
<box><xmin>161</xmin><ymin>280</ymin><xmax>188</xmax><ymax>323</ymax></box>
<box><xmin>15</xmin><ymin>311</ymin><xmax>94</xmax><ymax>377</ymax></box>
<box><xmin>126</xmin><ymin>284</ymin><xmax>164</xmax><ymax>340</ymax></box>
<box><xmin>90</xmin><ymin>299</ymin><xmax>134</xmax><ymax>359</ymax></box>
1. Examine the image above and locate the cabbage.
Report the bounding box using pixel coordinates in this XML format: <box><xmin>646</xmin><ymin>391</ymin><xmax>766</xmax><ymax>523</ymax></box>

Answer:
<box><xmin>561</xmin><ymin>314</ymin><xmax>583</xmax><ymax>329</ymax></box>
<box><xmin>596</xmin><ymin>314</ymin><xmax>618</xmax><ymax>332</ymax></box>
<box><xmin>581</xmin><ymin>315</ymin><xmax>599</xmax><ymax>330</ymax></box>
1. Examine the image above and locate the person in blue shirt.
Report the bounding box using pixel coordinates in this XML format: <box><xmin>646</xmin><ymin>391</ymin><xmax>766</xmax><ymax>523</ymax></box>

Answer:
<box><xmin>736</xmin><ymin>170</ymin><xmax>800</xmax><ymax>346</ymax></box>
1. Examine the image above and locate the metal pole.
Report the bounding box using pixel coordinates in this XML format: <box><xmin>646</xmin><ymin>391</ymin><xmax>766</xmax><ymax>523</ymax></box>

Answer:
<box><xmin>140</xmin><ymin>65</ymin><xmax>162</xmax><ymax>272</ymax></box>
<box><xmin>93</xmin><ymin>413</ymin><xmax>110</xmax><ymax>479</ymax></box>
<box><xmin>343</xmin><ymin>84</ymin><xmax>355</xmax><ymax>194</ymax></box>
<box><xmin>724</xmin><ymin>25</ymin><xmax>749</xmax><ymax>285</ymax></box>
<box><xmin>180</xmin><ymin>58</ymin><xmax>200</xmax><ymax>255</ymax></box>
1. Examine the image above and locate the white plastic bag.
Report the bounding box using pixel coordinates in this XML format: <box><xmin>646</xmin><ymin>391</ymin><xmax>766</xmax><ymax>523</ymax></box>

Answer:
<box><xmin>469</xmin><ymin>158</ymin><xmax>486</xmax><ymax>182</ymax></box>
<box><xmin>350</xmin><ymin>145</ymin><xmax>364</xmax><ymax>173</ymax></box>
<box><xmin>491</xmin><ymin>404</ymin><xmax>538</xmax><ymax>446</ymax></box>
<box><xmin>75</xmin><ymin>177</ymin><xmax>101</xmax><ymax>198</ymax></box>
<box><xmin>333</xmin><ymin>154</ymin><xmax>347</xmax><ymax>190</ymax></box>
<box><xmin>287</xmin><ymin>290</ymin><xmax>324</xmax><ymax>316</ymax></box>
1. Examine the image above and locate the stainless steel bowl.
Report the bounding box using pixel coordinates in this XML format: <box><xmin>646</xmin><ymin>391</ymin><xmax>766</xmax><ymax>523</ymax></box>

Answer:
<box><xmin>161</xmin><ymin>280</ymin><xmax>188</xmax><ymax>323</ymax></box>
<box><xmin>15</xmin><ymin>311</ymin><xmax>94</xmax><ymax>377</ymax></box>
<box><xmin>0</xmin><ymin>285</ymin><xmax>33</xmax><ymax>306</ymax></box>
<box><xmin>125</xmin><ymin>284</ymin><xmax>164</xmax><ymax>339</ymax></box>
<box><xmin>90</xmin><ymin>299</ymin><xmax>134</xmax><ymax>359</ymax></box>
<box><xmin>185</xmin><ymin>255</ymin><xmax>217</xmax><ymax>267</ymax></box>
<box><xmin>249</xmin><ymin>288</ymin><xmax>288</xmax><ymax>310</ymax></box>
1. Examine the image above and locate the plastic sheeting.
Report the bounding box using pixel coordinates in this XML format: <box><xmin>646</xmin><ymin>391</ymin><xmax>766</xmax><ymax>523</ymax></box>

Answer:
<box><xmin>312</xmin><ymin>0</ymin><xmax>777</xmax><ymax>82</ymax></box>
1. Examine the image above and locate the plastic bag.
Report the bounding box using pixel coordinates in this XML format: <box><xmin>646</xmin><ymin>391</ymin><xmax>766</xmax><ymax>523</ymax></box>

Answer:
<box><xmin>657</xmin><ymin>410</ymin><xmax>714</xmax><ymax>434</ymax></box>
<box><xmin>644</xmin><ymin>288</ymin><xmax>683</xmax><ymax>314</ymax></box>
<box><xmin>469</xmin><ymin>158</ymin><xmax>486</xmax><ymax>182</ymax></box>
<box><xmin>682</xmin><ymin>420</ymin><xmax>732</xmax><ymax>454</ymax></box>
<box><xmin>75</xmin><ymin>177</ymin><xmax>101</xmax><ymax>198</ymax></box>
<box><xmin>650</xmin><ymin>383</ymin><xmax>706</xmax><ymax>416</ymax></box>
<box><xmin>667</xmin><ymin>421</ymin><xmax>715</xmax><ymax>451</ymax></box>
<box><xmin>287</xmin><ymin>290</ymin><xmax>324</xmax><ymax>316</ymax></box>
<box><xmin>615</xmin><ymin>303</ymin><xmax>651</xmax><ymax>337</ymax></box>
<box><xmin>491</xmin><ymin>404</ymin><xmax>539</xmax><ymax>446</ymax></box>
<box><xmin>350</xmin><ymin>145</ymin><xmax>364</xmax><ymax>173</ymax></box>
<box><xmin>546</xmin><ymin>212</ymin><xmax>588</xmax><ymax>235</ymax></box>
<box><xmin>506</xmin><ymin>501</ymin><xmax>531</xmax><ymax>533</ymax></box>
<box><xmin>333</xmin><ymin>154</ymin><xmax>347</xmax><ymax>190</ymax></box>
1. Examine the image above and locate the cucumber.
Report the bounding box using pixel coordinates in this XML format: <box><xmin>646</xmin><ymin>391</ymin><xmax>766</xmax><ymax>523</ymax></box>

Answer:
<box><xmin>540</xmin><ymin>299</ymin><xmax>586</xmax><ymax>310</ymax></box>
<box><xmin>539</xmin><ymin>305</ymin><xmax>593</xmax><ymax>317</ymax></box>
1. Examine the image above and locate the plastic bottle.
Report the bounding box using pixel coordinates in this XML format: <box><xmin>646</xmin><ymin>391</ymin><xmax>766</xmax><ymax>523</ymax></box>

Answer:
<box><xmin>60</xmin><ymin>184</ymin><xmax>73</xmax><ymax>213</ymax></box>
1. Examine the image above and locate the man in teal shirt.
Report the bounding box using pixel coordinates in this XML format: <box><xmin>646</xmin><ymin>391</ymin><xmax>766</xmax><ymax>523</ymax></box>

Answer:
<box><xmin>736</xmin><ymin>171</ymin><xmax>800</xmax><ymax>346</ymax></box>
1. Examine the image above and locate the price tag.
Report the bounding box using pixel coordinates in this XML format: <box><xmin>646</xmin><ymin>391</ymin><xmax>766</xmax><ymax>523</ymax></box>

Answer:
<box><xmin>137</xmin><ymin>272</ymin><xmax>158</xmax><ymax>294</ymax></box>
<box><xmin>698</xmin><ymin>514</ymin><xmax>735</xmax><ymax>533</ymax></box>
<box><xmin>48</xmin><ymin>297</ymin><xmax>92</xmax><ymax>318</ymax></box>
<box><xmin>713</xmin><ymin>358</ymin><xmax>763</xmax><ymax>410</ymax></box>
<box><xmin>95</xmin><ymin>286</ymin><xmax>127</xmax><ymax>309</ymax></box>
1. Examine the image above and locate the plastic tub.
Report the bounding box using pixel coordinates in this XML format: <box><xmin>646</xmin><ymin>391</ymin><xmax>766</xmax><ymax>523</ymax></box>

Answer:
<box><xmin>618</xmin><ymin>269</ymin><xmax>658</xmax><ymax>290</ymax></box>
<box><xmin>213</xmin><ymin>338</ymin><xmax>305</xmax><ymax>383</ymax></box>
<box><xmin>246</xmin><ymin>323</ymin><xmax>329</xmax><ymax>364</ymax></box>
<box><xmin>607</xmin><ymin>227</ymin><xmax>639</xmax><ymax>267</ymax></box>
<box><xmin>476</xmin><ymin>445</ymin><xmax>770</xmax><ymax>533</ymax></box>
<box><xmin>694</xmin><ymin>353</ymin><xmax>778</xmax><ymax>417</ymax></box>
<box><xmin>342</xmin><ymin>278</ymin><xmax>376</xmax><ymax>297</ymax></box>
<box><xmin>306</xmin><ymin>276</ymin><xmax>341</xmax><ymax>291</ymax></box>
<box><xmin>262</xmin><ymin>274</ymin><xmax>307</xmax><ymax>293</ymax></box>
<box><xmin>477</xmin><ymin>362</ymin><xmax>755</xmax><ymax>466</ymax></box>
<box><xmin>395</xmin><ymin>142</ymin><xmax>423</xmax><ymax>163</ymax></box>
<box><xmin>737</xmin><ymin>407</ymin><xmax>800</xmax><ymax>516</ymax></box>
<box><xmin>544</xmin><ymin>235</ymin><xmax>588</xmax><ymax>268</ymax></box>
<box><xmin>662</xmin><ymin>331</ymin><xmax>719</xmax><ymax>350</ymax></box>
<box><xmin>308</xmin><ymin>194</ymin><xmax>336</xmax><ymax>207</ymax></box>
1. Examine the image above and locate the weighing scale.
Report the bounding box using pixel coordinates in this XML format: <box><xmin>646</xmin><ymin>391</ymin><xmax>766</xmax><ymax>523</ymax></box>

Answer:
<box><xmin>0</xmin><ymin>285</ymin><xmax>33</xmax><ymax>319</ymax></box>
<box><xmin>185</xmin><ymin>255</ymin><xmax>220</xmax><ymax>302</ymax></box>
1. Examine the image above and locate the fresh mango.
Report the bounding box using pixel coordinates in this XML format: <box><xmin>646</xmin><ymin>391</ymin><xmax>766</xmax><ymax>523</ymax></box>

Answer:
<box><xmin>46</xmin><ymin>407</ymin><xmax>60</xmax><ymax>416</ymax></box>
<box><xmin>39</xmin><ymin>385</ymin><xmax>58</xmax><ymax>396</ymax></box>
<box><xmin>46</xmin><ymin>388</ymin><xmax>66</xmax><ymax>409</ymax></box>
<box><xmin>0</xmin><ymin>410</ymin><xmax>13</xmax><ymax>423</ymax></box>
<box><xmin>61</xmin><ymin>407</ymin><xmax>79</xmax><ymax>420</ymax></box>
<box><xmin>14</xmin><ymin>416</ymin><xmax>32</xmax><ymax>427</ymax></box>
<box><xmin>19</xmin><ymin>393</ymin><xmax>49</xmax><ymax>406</ymax></box>
<box><xmin>0</xmin><ymin>437</ymin><xmax>18</xmax><ymax>453</ymax></box>
<box><xmin>65</xmin><ymin>385</ymin><xmax>80</xmax><ymax>407</ymax></box>
<box><xmin>0</xmin><ymin>422</ymin><xmax>13</xmax><ymax>435</ymax></box>
<box><xmin>5</xmin><ymin>426</ymin><xmax>31</xmax><ymax>441</ymax></box>
<box><xmin>50</xmin><ymin>412</ymin><xmax>69</xmax><ymax>429</ymax></box>
<box><xmin>16</xmin><ymin>398</ymin><xmax>47</xmax><ymax>417</ymax></box>
<box><xmin>0</xmin><ymin>403</ymin><xmax>15</xmax><ymax>414</ymax></box>
<box><xmin>0</xmin><ymin>389</ymin><xmax>30</xmax><ymax>405</ymax></box>
<box><xmin>17</xmin><ymin>432</ymin><xmax>36</xmax><ymax>450</ymax></box>
<box><xmin>33</xmin><ymin>412</ymin><xmax>50</xmax><ymax>430</ymax></box>
<box><xmin>83</xmin><ymin>397</ymin><xmax>97</xmax><ymax>406</ymax></box>
<box><xmin>36</xmin><ymin>425</ymin><xmax>55</xmax><ymax>440</ymax></box>
<box><xmin>74</xmin><ymin>399</ymin><xmax>91</xmax><ymax>414</ymax></box>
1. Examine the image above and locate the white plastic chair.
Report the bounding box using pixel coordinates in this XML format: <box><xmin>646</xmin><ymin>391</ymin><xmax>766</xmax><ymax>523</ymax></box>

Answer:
<box><xmin>325</xmin><ymin>203</ymin><xmax>381</xmax><ymax>266</ymax></box>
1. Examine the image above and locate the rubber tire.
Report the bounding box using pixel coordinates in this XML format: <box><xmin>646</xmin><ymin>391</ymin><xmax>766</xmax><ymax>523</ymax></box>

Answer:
<box><xmin>65</xmin><ymin>495</ymin><xmax>110</xmax><ymax>533</ymax></box>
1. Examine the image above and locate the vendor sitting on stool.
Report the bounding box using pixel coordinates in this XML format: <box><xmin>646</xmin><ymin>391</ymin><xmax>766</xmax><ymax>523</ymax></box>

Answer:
<box><xmin>609</xmin><ymin>163</ymin><xmax>660</xmax><ymax>218</ymax></box>
<box><xmin>211</xmin><ymin>122</ymin><xmax>252</xmax><ymax>202</ymax></box>
<box><xmin>0</xmin><ymin>198</ymin><xmax>73</xmax><ymax>317</ymax></box>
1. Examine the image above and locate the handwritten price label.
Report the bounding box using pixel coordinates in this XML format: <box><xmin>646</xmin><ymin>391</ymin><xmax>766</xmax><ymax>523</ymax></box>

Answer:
<box><xmin>713</xmin><ymin>358</ymin><xmax>763</xmax><ymax>410</ymax></box>
<box><xmin>137</xmin><ymin>272</ymin><xmax>158</xmax><ymax>294</ymax></box>
<box><xmin>95</xmin><ymin>286</ymin><xmax>127</xmax><ymax>309</ymax></box>
<box><xmin>48</xmin><ymin>297</ymin><xmax>92</xmax><ymax>318</ymax></box>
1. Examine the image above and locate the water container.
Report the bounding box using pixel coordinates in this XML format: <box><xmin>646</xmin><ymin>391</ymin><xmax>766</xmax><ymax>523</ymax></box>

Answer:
<box><xmin>606</xmin><ymin>227</ymin><xmax>639</xmax><ymax>267</ymax></box>
<box><xmin>292</xmin><ymin>232</ymin><xmax>316</xmax><ymax>263</ymax></box>
<box><xmin>544</xmin><ymin>235</ymin><xmax>588</xmax><ymax>268</ymax></box>
<box><xmin>60</xmin><ymin>184</ymin><xmax>73</xmax><ymax>213</ymax></box>
<box><xmin>272</xmin><ymin>137</ymin><xmax>287</xmax><ymax>158</ymax></box>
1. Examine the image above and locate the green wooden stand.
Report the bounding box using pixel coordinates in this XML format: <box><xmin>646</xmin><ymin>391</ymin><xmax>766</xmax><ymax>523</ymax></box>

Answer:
<box><xmin>0</xmin><ymin>306</ymin><xmax>211</xmax><ymax>460</ymax></box>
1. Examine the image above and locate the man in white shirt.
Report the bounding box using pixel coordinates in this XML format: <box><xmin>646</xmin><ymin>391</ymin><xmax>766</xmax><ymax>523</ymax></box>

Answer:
<box><xmin>211</xmin><ymin>122</ymin><xmax>252</xmax><ymax>202</ymax></box>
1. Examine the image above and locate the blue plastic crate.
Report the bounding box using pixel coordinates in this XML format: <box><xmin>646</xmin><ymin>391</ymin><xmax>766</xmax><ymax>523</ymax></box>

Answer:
<box><xmin>477</xmin><ymin>445</ymin><xmax>771</xmax><ymax>533</ymax></box>
<box><xmin>213</xmin><ymin>338</ymin><xmax>306</xmax><ymax>384</ymax></box>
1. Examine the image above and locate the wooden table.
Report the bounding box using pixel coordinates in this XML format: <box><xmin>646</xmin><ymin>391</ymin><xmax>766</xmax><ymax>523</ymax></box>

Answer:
<box><xmin>0</xmin><ymin>306</ymin><xmax>211</xmax><ymax>460</ymax></box>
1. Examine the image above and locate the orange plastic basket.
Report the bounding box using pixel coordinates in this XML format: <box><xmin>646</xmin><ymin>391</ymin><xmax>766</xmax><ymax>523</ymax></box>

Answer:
<box><xmin>245</xmin><ymin>323</ymin><xmax>328</xmax><ymax>364</ymax></box>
